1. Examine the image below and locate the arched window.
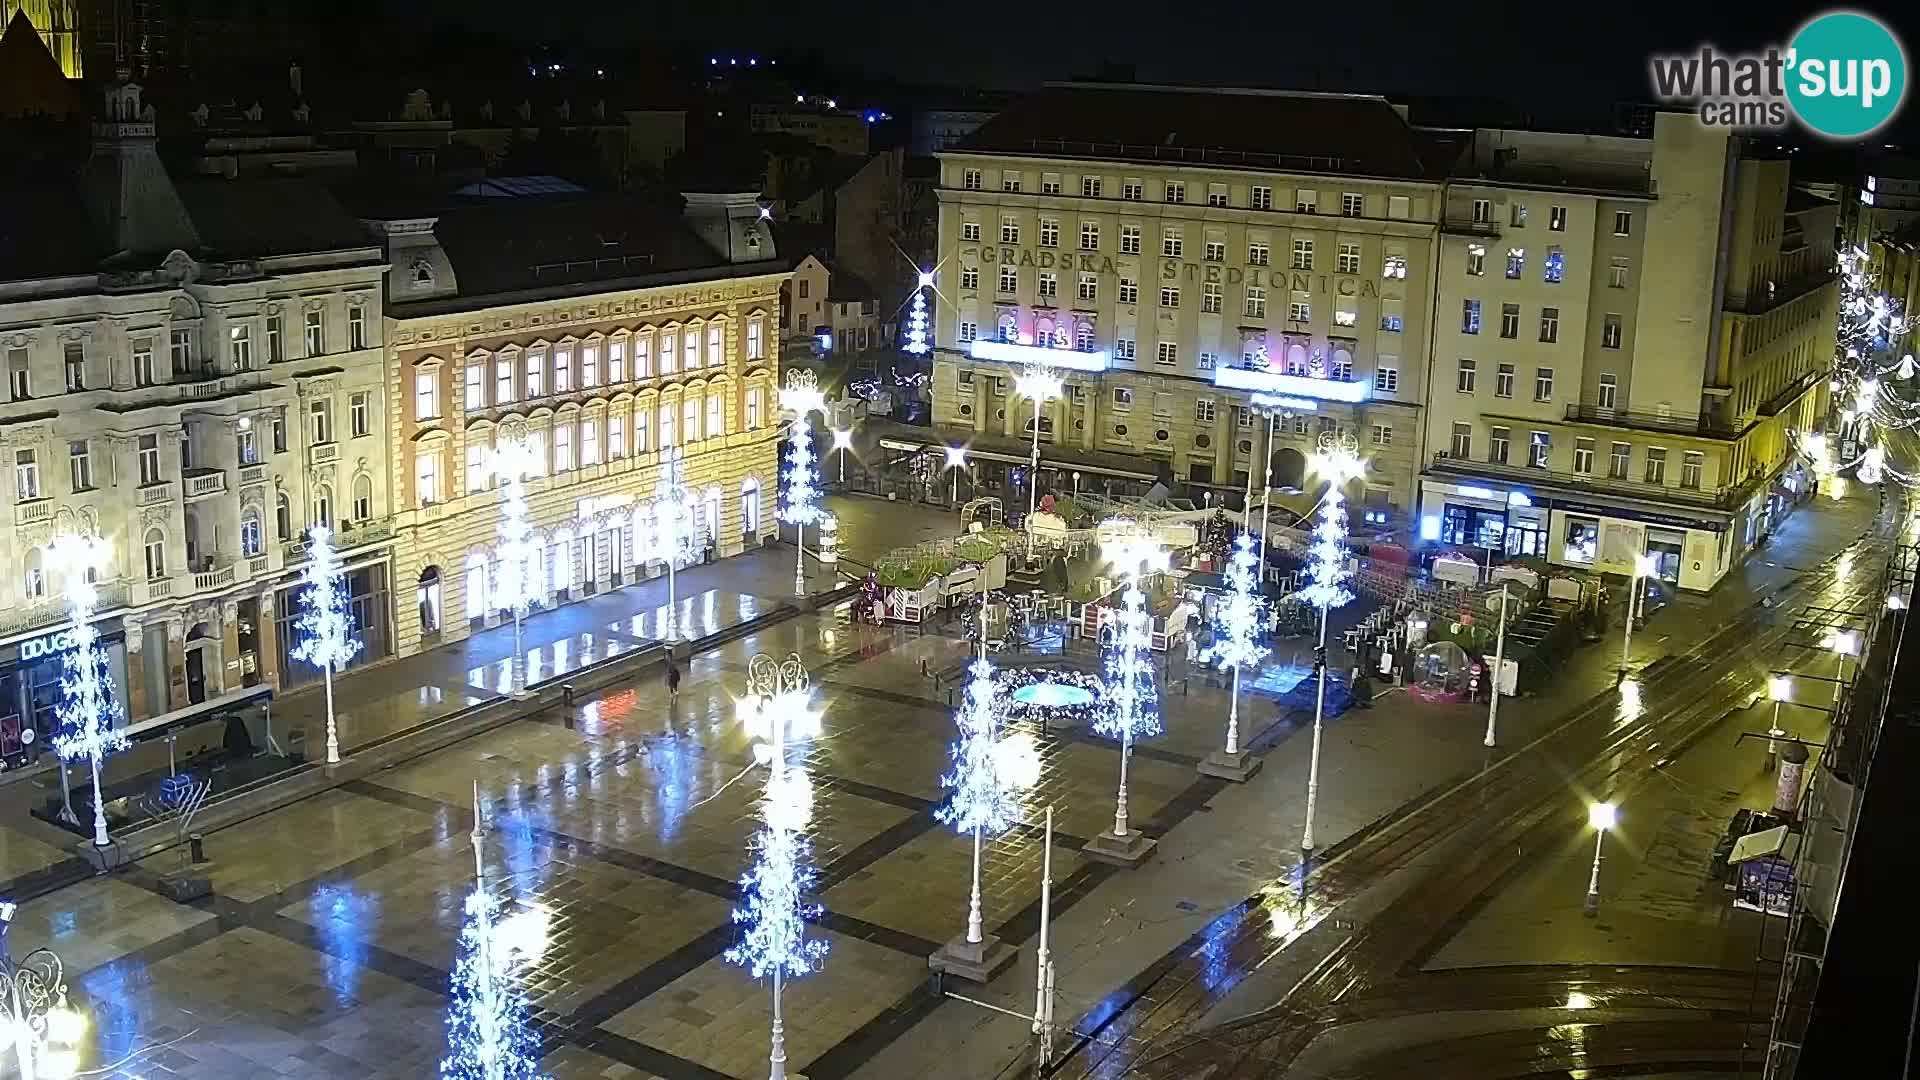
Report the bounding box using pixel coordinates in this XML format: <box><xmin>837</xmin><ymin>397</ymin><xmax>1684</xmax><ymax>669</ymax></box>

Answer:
<box><xmin>464</xmin><ymin>552</ymin><xmax>488</xmax><ymax>620</ymax></box>
<box><xmin>275</xmin><ymin>492</ymin><xmax>292</xmax><ymax>540</ymax></box>
<box><xmin>22</xmin><ymin>547</ymin><xmax>45</xmax><ymax>601</ymax></box>
<box><xmin>740</xmin><ymin>478</ymin><xmax>761</xmax><ymax>540</ymax></box>
<box><xmin>143</xmin><ymin>528</ymin><xmax>166</xmax><ymax>580</ymax></box>
<box><xmin>241</xmin><ymin>509</ymin><xmax>264</xmax><ymax>557</ymax></box>
<box><xmin>659</xmin><ymin>403</ymin><xmax>676</xmax><ymax>449</ymax></box>
<box><xmin>418</xmin><ymin>565</ymin><xmax>442</xmax><ymax>632</ymax></box>
<box><xmin>682</xmin><ymin>397</ymin><xmax>701</xmax><ymax>443</ymax></box>
<box><xmin>353</xmin><ymin>474</ymin><xmax>373</xmax><ymax>521</ymax></box>
<box><xmin>313</xmin><ymin>484</ymin><xmax>333</xmax><ymax>530</ymax></box>
<box><xmin>998</xmin><ymin>313</ymin><xmax>1019</xmax><ymax>342</ymax></box>
<box><xmin>1285</xmin><ymin>344</ymin><xmax>1309</xmax><ymax>376</ymax></box>
<box><xmin>1076</xmin><ymin>322</ymin><xmax>1095</xmax><ymax>352</ymax></box>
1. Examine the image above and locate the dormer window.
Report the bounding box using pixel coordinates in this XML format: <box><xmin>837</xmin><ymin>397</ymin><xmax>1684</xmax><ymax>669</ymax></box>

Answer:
<box><xmin>411</xmin><ymin>259</ymin><xmax>435</xmax><ymax>287</ymax></box>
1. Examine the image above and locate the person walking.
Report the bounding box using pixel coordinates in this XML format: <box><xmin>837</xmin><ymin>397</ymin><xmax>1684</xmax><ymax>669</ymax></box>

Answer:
<box><xmin>665</xmin><ymin>656</ymin><xmax>681</xmax><ymax>701</ymax></box>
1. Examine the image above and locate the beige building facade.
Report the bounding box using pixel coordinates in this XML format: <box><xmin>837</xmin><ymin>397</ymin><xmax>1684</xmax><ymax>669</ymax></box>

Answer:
<box><xmin>360</xmin><ymin>191</ymin><xmax>788</xmax><ymax>664</ymax></box>
<box><xmin>929</xmin><ymin>84</ymin><xmax>1448</xmax><ymax>521</ymax></box>
<box><xmin>1420</xmin><ymin>115</ymin><xmax>1836</xmax><ymax>592</ymax></box>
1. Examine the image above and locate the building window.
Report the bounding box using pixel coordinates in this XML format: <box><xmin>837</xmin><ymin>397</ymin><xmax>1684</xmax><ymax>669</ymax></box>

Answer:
<box><xmin>1248</xmin><ymin>241</ymin><xmax>1270</xmax><ymax>266</ymax></box>
<box><xmin>609</xmin><ymin>415</ymin><xmax>626</xmax><ymax>459</ymax></box>
<box><xmin>1195</xmin><ymin>399</ymin><xmax>1216</xmax><ymax>423</ymax></box>
<box><xmin>237</xmin><ymin>428</ymin><xmax>258</xmax><ymax>466</ymax></box>
<box><xmin>580</xmin><ymin>344</ymin><xmax>600</xmax><ymax>388</ymax></box>
<box><xmin>1510</xmin><ymin>201</ymin><xmax>1530</xmax><ymax>227</ymax></box>
<box><xmin>1002</xmin><ymin>173</ymin><xmax>1021</xmax><ymax>193</ymax></box>
<box><xmin>133</xmin><ymin>338</ymin><xmax>156</xmax><ymax>386</ymax></box>
<box><xmin>1382</xmin><ymin>253</ymin><xmax>1407</xmax><ymax>279</ymax></box>
<box><xmin>961</xmin><ymin>266</ymin><xmax>979</xmax><ymax>291</ymax></box>
<box><xmin>1681</xmin><ymin>451</ymin><xmax>1704</xmax><ymax>489</ymax></box>
<box><xmin>1041</xmin><ymin>175</ymin><xmax>1062</xmax><ymax>195</ymax></box>
<box><xmin>1155</xmin><ymin>342</ymin><xmax>1178</xmax><ymax>367</ymax></box>
<box><xmin>272</xmin><ymin>408</ymin><xmax>287</xmax><ymax>453</ymax></box>
<box><xmin>1500</xmin><ymin>303</ymin><xmax>1520</xmax><ymax>339</ymax></box>
<box><xmin>1162</xmin><ymin>229</ymin><xmax>1183</xmax><ymax>258</ymax></box>
<box><xmin>1602</xmin><ymin>314</ymin><xmax>1623</xmax><ymax>349</ymax></box>
<box><xmin>1371</xmin><ymin>423</ymin><xmax>1393</xmax><ymax>446</ymax></box>
<box><xmin>1598</xmin><ymin>372</ymin><xmax>1618</xmax><ymax>410</ymax></box>
<box><xmin>1644</xmin><ymin>446</ymin><xmax>1667</xmax><ymax>484</ymax></box>
<box><xmin>1115</xmin><ymin>338</ymin><xmax>1135</xmax><ymax>360</ymax></box>
<box><xmin>637</xmin><ymin>336</ymin><xmax>655</xmax><ymax>378</ymax></box>
<box><xmin>416</xmin><ymin>450</ymin><xmax>441</xmax><ymax>504</ymax></box>
<box><xmin>1000</xmin><ymin>216</ymin><xmax>1019</xmax><ymax>244</ymax></box>
<box><xmin>683</xmin><ymin>398</ymin><xmax>701</xmax><ymax>442</ymax></box>
<box><xmin>1495</xmin><ymin>363</ymin><xmax>1514</xmax><ymax>398</ymax></box>
<box><xmin>414</xmin><ymin>370</ymin><xmax>438</xmax><ymax>420</ymax></box>
<box><xmin>1160</xmin><ymin>286</ymin><xmax>1180</xmax><ymax>308</ymax></box>
<box><xmin>1506</xmin><ymin>248</ymin><xmax>1525</xmax><ymax>278</ymax></box>
<box><xmin>1462</xmin><ymin>299</ymin><xmax>1482</xmax><ymax>334</ymax></box>
<box><xmin>999</xmin><ymin>265</ymin><xmax>1018</xmax><ymax>294</ymax></box>
<box><xmin>1295</xmin><ymin>189</ymin><xmax>1317</xmax><ymax>214</ymax></box>
<box><xmin>241</xmin><ymin>512</ymin><xmax>263</xmax><ymax>558</ymax></box>
<box><xmin>275</xmin><ymin>492</ymin><xmax>292</xmax><ymax>539</ymax></box>
<box><xmin>349</xmin><ymin>305</ymin><xmax>368</xmax><ymax>350</ymax></box>
<box><xmin>554</xmin><ymin>345</ymin><xmax>576</xmax><ymax>390</ymax></box>
<box><xmin>1609</xmin><ymin>442</ymin><xmax>1631</xmax><ymax>479</ymax></box>
<box><xmin>61</xmin><ymin>342</ymin><xmax>85</xmax><ymax>391</ymax></box>
<box><xmin>1471</xmin><ymin>199</ymin><xmax>1491</xmax><ymax>223</ymax></box>
<box><xmin>962</xmin><ymin>222</ymin><xmax>981</xmax><ymax>242</ymax></box>
<box><xmin>1203</xmin><ymin>240</ymin><xmax>1224</xmax><ymax>262</ymax></box>
<box><xmin>1543</xmin><ymin>248</ymin><xmax>1565</xmax><ymax>284</ymax></box>
<box><xmin>310</xmin><ymin>399</ymin><xmax>333</xmax><ymax>444</ymax></box>
<box><xmin>527</xmin><ymin>349</ymin><xmax>547</xmax><ymax>394</ymax></box>
<box><xmin>1207</xmin><ymin>183</ymin><xmax>1228</xmax><ymax>208</ymax></box>
<box><xmin>466</xmin><ymin>444</ymin><xmax>488</xmax><ymax>493</ymax></box>
<box><xmin>1539</xmin><ymin>307</ymin><xmax>1559</xmax><ymax>343</ymax></box>
<box><xmin>1077</xmin><ymin>274</ymin><xmax>1098</xmax><ymax>303</ymax></box>
<box><xmin>303</xmin><ymin>309</ymin><xmax>324</xmax><ymax>355</ymax></box>
<box><xmin>496</xmin><ymin>357</ymin><xmax>516</xmax><ymax>403</ymax></box>
<box><xmin>609</xmin><ymin>339</ymin><xmax>626</xmax><ymax>381</ymax></box>
<box><xmin>144</xmin><ymin>528</ymin><xmax>166</xmax><ymax>580</ymax></box>
<box><xmin>1374</xmin><ymin>365</ymin><xmax>1399</xmax><ymax>393</ymax></box>
<box><xmin>266</xmin><ymin>314</ymin><xmax>284</xmax><ymax>362</ymax></box>
<box><xmin>1609</xmin><ymin>257</ymin><xmax>1630</xmax><ymax>288</ymax></box>
<box><xmin>1080</xmin><ymin>222</ymin><xmax>1100</xmax><ymax>251</ymax></box>
<box><xmin>554</xmin><ymin>422</ymin><xmax>574</xmax><ymax>470</ymax></box>
<box><xmin>1489</xmin><ymin>426</ymin><xmax>1510</xmax><ymax>464</ymax></box>
<box><xmin>353</xmin><ymin>475</ymin><xmax>372</xmax><ymax>520</ymax></box>
<box><xmin>1250</xmin><ymin>186</ymin><xmax>1273</xmax><ymax>210</ymax></box>
<box><xmin>12</xmin><ymin>449</ymin><xmax>38</xmax><ymax>501</ymax></box>
<box><xmin>1245</xmin><ymin>287</ymin><xmax>1266</xmax><ymax>318</ymax></box>
<box><xmin>351</xmin><ymin>391</ymin><xmax>370</xmax><ymax>437</ymax></box>
<box><xmin>1289</xmin><ymin>296</ymin><xmax>1311</xmax><ymax>323</ymax></box>
<box><xmin>1573</xmin><ymin>438</ymin><xmax>1595</xmax><ymax>474</ymax></box>
<box><xmin>1197</xmin><ymin>351</ymin><xmax>1216</xmax><ymax>371</ymax></box>
<box><xmin>997</xmin><ymin>316</ymin><xmax>1018</xmax><ymax>342</ymax></box>
<box><xmin>464</xmin><ymin>363</ymin><xmax>485</xmax><ymax>410</ymax></box>
<box><xmin>1118</xmin><ymin>277</ymin><xmax>1138</xmax><ymax>304</ymax></box>
<box><xmin>1291</xmin><ymin>238</ymin><xmax>1313</xmax><ymax>270</ymax></box>
<box><xmin>634</xmin><ymin>408</ymin><xmax>650</xmax><ymax>451</ymax></box>
<box><xmin>1456</xmin><ymin>357</ymin><xmax>1477</xmax><ymax>393</ymax></box>
<box><xmin>1202</xmin><ymin>282</ymin><xmax>1222</xmax><ymax>313</ymax></box>
<box><xmin>1380</xmin><ymin>305</ymin><xmax>1403</xmax><ymax>332</ymax></box>
<box><xmin>962</xmin><ymin>168</ymin><xmax>982</xmax><ymax>191</ymax></box>
<box><xmin>1342</xmin><ymin>192</ymin><xmax>1364</xmax><ymax>217</ymax></box>
<box><xmin>1120</xmin><ymin>224</ymin><xmax>1142</xmax><ymax>254</ymax></box>
<box><xmin>1077</xmin><ymin>323</ymin><xmax>1096</xmax><ymax>351</ymax></box>
<box><xmin>1534</xmin><ymin>367</ymin><xmax>1555</xmax><ymax>401</ymax></box>
<box><xmin>1613</xmin><ymin>210</ymin><xmax>1632</xmax><ymax>236</ymax></box>
<box><xmin>1337</xmin><ymin>243</ymin><xmax>1360</xmax><ymax>274</ymax></box>
<box><xmin>1123</xmin><ymin>179</ymin><xmax>1143</xmax><ymax>201</ymax></box>
<box><xmin>1164</xmin><ymin>181</ymin><xmax>1185</xmax><ymax>204</ymax></box>
<box><xmin>1038</xmin><ymin>272</ymin><xmax>1058</xmax><ymax>300</ymax></box>
<box><xmin>584</xmin><ymin>417</ymin><xmax>604</xmax><ymax>464</ymax></box>
<box><xmin>1529</xmin><ymin>431</ymin><xmax>1550</xmax><ymax>468</ymax></box>
<box><xmin>169</xmin><ymin>329</ymin><xmax>194</xmax><ymax>374</ymax></box>
<box><xmin>958</xmin><ymin>321</ymin><xmax>977</xmax><ymax>343</ymax></box>
<box><xmin>1081</xmin><ymin>176</ymin><xmax>1102</xmax><ymax>198</ymax></box>
<box><xmin>1039</xmin><ymin>218</ymin><xmax>1059</xmax><ymax>247</ymax></box>
<box><xmin>1549</xmin><ymin>205</ymin><xmax>1567</xmax><ymax>231</ymax></box>
<box><xmin>1334</xmin><ymin>305</ymin><xmax>1357</xmax><ymax>327</ymax></box>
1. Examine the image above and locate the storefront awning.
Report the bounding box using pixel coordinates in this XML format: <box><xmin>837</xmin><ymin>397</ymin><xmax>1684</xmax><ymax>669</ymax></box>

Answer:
<box><xmin>878</xmin><ymin>438</ymin><xmax>925</xmax><ymax>452</ymax></box>
<box><xmin>1730</xmin><ymin>824</ymin><xmax>1791</xmax><ymax>864</ymax></box>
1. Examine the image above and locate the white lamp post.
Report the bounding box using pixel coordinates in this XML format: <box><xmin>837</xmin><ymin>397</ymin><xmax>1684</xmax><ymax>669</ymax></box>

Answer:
<box><xmin>1620</xmin><ymin>552</ymin><xmax>1657</xmax><ymax>671</ymax></box>
<box><xmin>1827</xmin><ymin>628</ymin><xmax>1861</xmax><ymax>705</ymax></box>
<box><xmin>1299</xmin><ymin>434</ymin><xmax>1364</xmax><ymax>855</ymax></box>
<box><xmin>1199</xmin><ymin>532</ymin><xmax>1269</xmax><ymax>781</ymax></box>
<box><xmin>1084</xmin><ymin>527</ymin><xmax>1167</xmax><ymax>867</ymax></box>
<box><xmin>46</xmin><ymin>534</ymin><xmax>129</xmax><ymax>848</ymax></box>
<box><xmin>491</xmin><ymin>440</ymin><xmax>540</xmax><ymax>697</ymax></box>
<box><xmin>831</xmin><ymin>427</ymin><xmax>854</xmax><ymax>485</ymax></box>
<box><xmin>290</xmin><ymin>525</ymin><xmax>362</xmax><ymax>765</ymax></box>
<box><xmin>1014</xmin><ymin>364</ymin><xmax>1063</xmax><ymax>559</ymax></box>
<box><xmin>0</xmin><ymin>909</ymin><xmax>87</xmax><ymax>1080</ymax></box>
<box><xmin>1248</xmin><ymin>396</ymin><xmax>1293</xmax><ymax>562</ymax></box>
<box><xmin>1766</xmin><ymin>674</ymin><xmax>1793</xmax><ymax>770</ymax></box>
<box><xmin>944</xmin><ymin>445</ymin><xmax>968</xmax><ymax>505</ymax></box>
<box><xmin>1584</xmin><ymin>801</ymin><xmax>1617</xmax><ymax>916</ymax></box>
<box><xmin>1483</xmin><ymin>584</ymin><xmax>1510</xmax><ymax>748</ymax></box>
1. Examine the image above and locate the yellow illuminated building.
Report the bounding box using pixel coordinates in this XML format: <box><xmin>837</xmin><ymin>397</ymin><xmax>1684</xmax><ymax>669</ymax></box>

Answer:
<box><xmin>2</xmin><ymin>0</ymin><xmax>81</xmax><ymax>77</ymax></box>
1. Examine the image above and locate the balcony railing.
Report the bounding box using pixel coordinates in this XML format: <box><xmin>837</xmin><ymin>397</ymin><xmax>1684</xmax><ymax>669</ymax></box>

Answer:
<box><xmin>281</xmin><ymin>517</ymin><xmax>396</xmax><ymax>564</ymax></box>
<box><xmin>193</xmin><ymin>563</ymin><xmax>236</xmax><ymax>592</ymax></box>
<box><xmin>16</xmin><ymin>498</ymin><xmax>52</xmax><ymax>524</ymax></box>
<box><xmin>1441</xmin><ymin>216</ymin><xmax>1501</xmax><ymax>237</ymax></box>
<box><xmin>1428</xmin><ymin>451</ymin><xmax>1735</xmax><ymax>509</ymax></box>
<box><xmin>138</xmin><ymin>481</ymin><xmax>175</xmax><ymax>506</ymax></box>
<box><xmin>1</xmin><ymin>582</ymin><xmax>131</xmax><ymax>638</ymax></box>
<box><xmin>184</xmin><ymin>468</ymin><xmax>227</xmax><ymax>498</ymax></box>
<box><xmin>309</xmin><ymin>443</ymin><xmax>340</xmax><ymax>465</ymax></box>
<box><xmin>1560</xmin><ymin>403</ymin><xmax>1743</xmax><ymax>438</ymax></box>
<box><xmin>239</xmin><ymin>465</ymin><xmax>267</xmax><ymax>486</ymax></box>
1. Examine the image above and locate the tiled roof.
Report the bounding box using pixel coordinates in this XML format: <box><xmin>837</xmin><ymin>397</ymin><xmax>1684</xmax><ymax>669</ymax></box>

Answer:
<box><xmin>954</xmin><ymin>83</ymin><xmax>1448</xmax><ymax>180</ymax></box>
<box><xmin>175</xmin><ymin>177</ymin><xmax>374</xmax><ymax>258</ymax></box>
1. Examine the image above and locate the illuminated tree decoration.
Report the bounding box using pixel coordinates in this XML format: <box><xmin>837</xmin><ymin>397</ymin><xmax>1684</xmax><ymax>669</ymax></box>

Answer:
<box><xmin>1300</xmin><ymin>437</ymin><xmax>1363</xmax><ymax>612</ymax></box>
<box><xmin>441</xmin><ymin>794</ymin><xmax>544</xmax><ymax>1080</ymax></box>
<box><xmin>937</xmin><ymin>658</ymin><xmax>1023</xmax><ymax>837</ymax></box>
<box><xmin>290</xmin><ymin>524</ymin><xmax>363</xmax><ymax>763</ymax></box>
<box><xmin>727</xmin><ymin>819</ymin><xmax>829</xmax><ymax>981</ymax></box>
<box><xmin>1200</xmin><ymin>531</ymin><xmax>1269</xmax><ymax>758</ymax></box>
<box><xmin>779</xmin><ymin>373</ymin><xmax>825</xmax><ymax>529</ymax></box>
<box><xmin>48</xmin><ymin>534</ymin><xmax>130</xmax><ymax>847</ymax></box>
<box><xmin>653</xmin><ymin>446</ymin><xmax>697</xmax><ymax>570</ymax></box>
<box><xmin>903</xmin><ymin>272</ymin><xmax>932</xmax><ymax>356</ymax></box>
<box><xmin>1095</xmin><ymin>582</ymin><xmax>1164</xmax><ymax>746</ymax></box>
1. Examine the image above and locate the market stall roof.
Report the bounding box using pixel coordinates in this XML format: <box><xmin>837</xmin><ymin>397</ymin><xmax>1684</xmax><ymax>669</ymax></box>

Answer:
<box><xmin>1729</xmin><ymin>824</ymin><xmax>1791</xmax><ymax>864</ymax></box>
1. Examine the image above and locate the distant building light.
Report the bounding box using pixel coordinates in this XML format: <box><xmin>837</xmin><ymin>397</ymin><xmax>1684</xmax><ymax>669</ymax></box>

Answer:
<box><xmin>1420</xmin><ymin>515</ymin><xmax>1442</xmax><ymax>541</ymax></box>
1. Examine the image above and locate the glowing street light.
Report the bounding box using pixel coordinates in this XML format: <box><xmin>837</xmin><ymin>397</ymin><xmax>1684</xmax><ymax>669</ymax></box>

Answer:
<box><xmin>1826</xmin><ymin>628</ymin><xmax>1862</xmax><ymax>706</ymax></box>
<box><xmin>943</xmin><ymin>445</ymin><xmax>968</xmax><ymax>504</ymax></box>
<box><xmin>1766</xmin><ymin>674</ymin><xmax>1794</xmax><ymax>769</ymax></box>
<box><xmin>779</xmin><ymin>370</ymin><xmax>827</xmax><ymax>597</ymax></box>
<box><xmin>1584</xmin><ymin>801</ymin><xmax>1617</xmax><ymax>916</ymax></box>
<box><xmin>1621</xmin><ymin>552</ymin><xmax>1658</xmax><ymax>673</ymax></box>
<box><xmin>1014</xmin><ymin>364</ymin><xmax>1064</xmax><ymax>558</ymax></box>
<box><xmin>1299</xmin><ymin>434</ymin><xmax>1364</xmax><ymax>855</ymax></box>
<box><xmin>1085</xmin><ymin>527</ymin><xmax>1166</xmax><ymax>867</ymax></box>
<box><xmin>830</xmin><ymin>427</ymin><xmax>855</xmax><ymax>484</ymax></box>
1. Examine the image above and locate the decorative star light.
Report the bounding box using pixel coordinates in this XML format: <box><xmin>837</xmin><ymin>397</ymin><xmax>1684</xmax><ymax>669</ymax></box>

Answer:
<box><xmin>1300</xmin><ymin>435</ymin><xmax>1364</xmax><ymax>611</ymax></box>
<box><xmin>1200</xmin><ymin>532</ymin><xmax>1269</xmax><ymax>678</ymax></box>
<box><xmin>1093</xmin><ymin>580</ymin><xmax>1164</xmax><ymax>745</ymax></box>
<box><xmin>727</xmin><ymin>820</ymin><xmax>829</xmax><ymax>981</ymax></box>
<box><xmin>903</xmin><ymin>273</ymin><xmax>931</xmax><ymax>356</ymax></box>
<box><xmin>440</xmin><ymin>886</ymin><xmax>545</xmax><ymax>1080</ymax></box>
<box><xmin>936</xmin><ymin>658</ymin><xmax>1025</xmax><ymax>836</ymax></box>
<box><xmin>779</xmin><ymin>371</ymin><xmax>826</xmax><ymax>527</ymax></box>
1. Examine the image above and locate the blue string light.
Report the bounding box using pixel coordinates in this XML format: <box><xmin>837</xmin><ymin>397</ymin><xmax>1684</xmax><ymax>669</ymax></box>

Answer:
<box><xmin>440</xmin><ymin>885</ymin><xmax>544</xmax><ymax>1080</ymax></box>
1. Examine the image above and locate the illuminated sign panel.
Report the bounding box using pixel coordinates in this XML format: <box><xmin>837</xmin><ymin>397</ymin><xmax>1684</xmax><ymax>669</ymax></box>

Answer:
<box><xmin>968</xmin><ymin>340</ymin><xmax>1110</xmax><ymax>372</ymax></box>
<box><xmin>1212</xmin><ymin>366</ymin><xmax>1371</xmax><ymax>403</ymax></box>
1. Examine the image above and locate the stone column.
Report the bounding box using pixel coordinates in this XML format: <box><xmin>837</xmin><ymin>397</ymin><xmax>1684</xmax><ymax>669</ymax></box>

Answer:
<box><xmin>255</xmin><ymin>589</ymin><xmax>281</xmax><ymax>689</ymax></box>
<box><xmin>123</xmin><ymin>617</ymin><xmax>149</xmax><ymax>722</ymax></box>
<box><xmin>166</xmin><ymin>618</ymin><xmax>188</xmax><ymax>707</ymax></box>
<box><xmin>219</xmin><ymin>599</ymin><xmax>241</xmax><ymax>696</ymax></box>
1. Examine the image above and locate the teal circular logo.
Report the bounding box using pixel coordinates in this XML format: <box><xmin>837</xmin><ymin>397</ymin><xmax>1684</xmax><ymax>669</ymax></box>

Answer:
<box><xmin>1787</xmin><ymin>11</ymin><xmax>1907</xmax><ymax>138</ymax></box>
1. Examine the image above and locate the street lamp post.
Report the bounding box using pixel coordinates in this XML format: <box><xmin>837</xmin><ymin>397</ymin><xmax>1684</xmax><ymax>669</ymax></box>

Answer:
<box><xmin>1484</xmin><ymin>584</ymin><xmax>1510</xmax><ymax>748</ymax></box>
<box><xmin>779</xmin><ymin>371</ymin><xmax>827</xmax><ymax>598</ymax></box>
<box><xmin>1300</xmin><ymin>434</ymin><xmax>1365</xmax><ymax>855</ymax></box>
<box><xmin>0</xmin><ymin>904</ymin><xmax>86</xmax><ymax>1080</ymax></box>
<box><xmin>944</xmin><ymin>445</ymin><xmax>968</xmax><ymax>505</ymax></box>
<box><xmin>831</xmin><ymin>427</ymin><xmax>854</xmax><ymax>485</ymax></box>
<box><xmin>45</xmin><ymin>534</ymin><xmax>129</xmax><ymax>848</ymax></box>
<box><xmin>1827</xmin><ymin>629</ymin><xmax>1861</xmax><ymax>706</ymax></box>
<box><xmin>1584</xmin><ymin>801</ymin><xmax>1617</xmax><ymax>916</ymax></box>
<box><xmin>1620</xmin><ymin>553</ymin><xmax>1657</xmax><ymax>671</ymax></box>
<box><xmin>1767</xmin><ymin>674</ymin><xmax>1793</xmax><ymax>770</ymax></box>
<box><xmin>1083</xmin><ymin>528</ymin><xmax>1166</xmax><ymax>868</ymax></box>
<box><xmin>1015</xmin><ymin>364</ymin><xmax>1064</xmax><ymax>559</ymax></box>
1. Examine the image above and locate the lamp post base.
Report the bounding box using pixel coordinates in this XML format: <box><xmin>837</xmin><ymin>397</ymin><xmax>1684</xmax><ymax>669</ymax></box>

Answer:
<box><xmin>1082</xmin><ymin>829</ymin><xmax>1157</xmax><ymax>868</ymax></box>
<box><xmin>928</xmin><ymin>932</ymin><xmax>1019</xmax><ymax>983</ymax></box>
<box><xmin>1198</xmin><ymin>749</ymin><xmax>1263</xmax><ymax>783</ymax></box>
